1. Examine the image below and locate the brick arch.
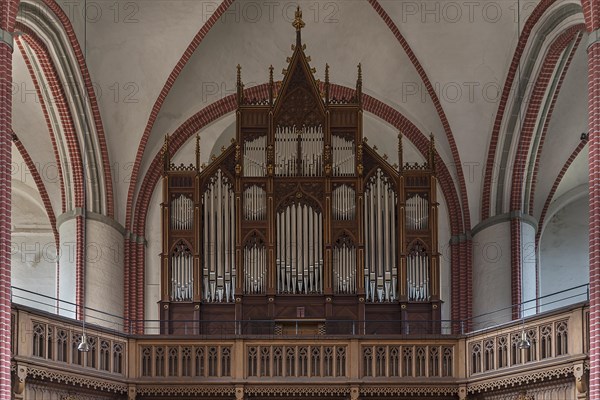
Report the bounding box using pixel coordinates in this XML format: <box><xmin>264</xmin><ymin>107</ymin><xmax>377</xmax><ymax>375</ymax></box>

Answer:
<box><xmin>481</xmin><ymin>0</ymin><xmax>578</xmax><ymax>220</ymax></box>
<box><xmin>536</xmin><ymin>139</ymin><xmax>587</xmax><ymax>248</ymax></box>
<box><xmin>510</xmin><ymin>25</ymin><xmax>585</xmax><ymax>213</ymax></box>
<box><xmin>11</xmin><ymin>133</ymin><xmax>59</xmax><ymax>251</ymax></box>
<box><xmin>15</xmin><ymin>38</ymin><xmax>66</xmax><ymax>214</ymax></box>
<box><xmin>527</xmin><ymin>33</ymin><xmax>584</xmax><ymax>215</ymax></box>
<box><xmin>16</xmin><ymin>25</ymin><xmax>84</xmax><ymax>209</ymax></box>
<box><xmin>34</xmin><ymin>0</ymin><xmax>114</xmax><ymax>217</ymax></box>
<box><xmin>16</xmin><ymin>24</ymin><xmax>87</xmax><ymax>319</ymax></box>
<box><xmin>508</xmin><ymin>24</ymin><xmax>584</xmax><ymax>319</ymax></box>
<box><xmin>126</xmin><ymin>84</ymin><xmax>468</xmax><ymax>332</ymax></box>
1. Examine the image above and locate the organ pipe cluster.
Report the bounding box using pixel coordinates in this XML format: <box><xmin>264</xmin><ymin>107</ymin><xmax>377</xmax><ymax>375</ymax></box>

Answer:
<box><xmin>244</xmin><ymin>237</ymin><xmax>267</xmax><ymax>294</ymax></box>
<box><xmin>244</xmin><ymin>136</ymin><xmax>267</xmax><ymax>177</ymax></box>
<box><xmin>364</xmin><ymin>169</ymin><xmax>397</xmax><ymax>302</ymax></box>
<box><xmin>170</xmin><ymin>195</ymin><xmax>194</xmax><ymax>230</ymax></box>
<box><xmin>275</xmin><ymin>126</ymin><xmax>324</xmax><ymax>177</ymax></box>
<box><xmin>276</xmin><ymin>203</ymin><xmax>323</xmax><ymax>294</ymax></box>
<box><xmin>332</xmin><ymin>135</ymin><xmax>355</xmax><ymax>176</ymax></box>
<box><xmin>332</xmin><ymin>185</ymin><xmax>356</xmax><ymax>220</ymax></box>
<box><xmin>170</xmin><ymin>242</ymin><xmax>193</xmax><ymax>301</ymax></box>
<box><xmin>407</xmin><ymin>242</ymin><xmax>430</xmax><ymax>301</ymax></box>
<box><xmin>202</xmin><ymin>169</ymin><xmax>236</xmax><ymax>302</ymax></box>
<box><xmin>244</xmin><ymin>185</ymin><xmax>267</xmax><ymax>220</ymax></box>
<box><xmin>333</xmin><ymin>240</ymin><xmax>356</xmax><ymax>294</ymax></box>
<box><xmin>406</xmin><ymin>193</ymin><xmax>429</xmax><ymax>230</ymax></box>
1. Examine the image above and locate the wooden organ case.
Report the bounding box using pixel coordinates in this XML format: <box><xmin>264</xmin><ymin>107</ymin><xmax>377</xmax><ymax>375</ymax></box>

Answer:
<box><xmin>160</xmin><ymin>10</ymin><xmax>441</xmax><ymax>335</ymax></box>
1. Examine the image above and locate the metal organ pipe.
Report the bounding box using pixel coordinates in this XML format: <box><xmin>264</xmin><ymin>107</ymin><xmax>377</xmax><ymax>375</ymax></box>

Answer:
<box><xmin>202</xmin><ymin>169</ymin><xmax>236</xmax><ymax>302</ymax></box>
<box><xmin>364</xmin><ymin>169</ymin><xmax>397</xmax><ymax>302</ymax></box>
<box><xmin>276</xmin><ymin>204</ymin><xmax>322</xmax><ymax>294</ymax></box>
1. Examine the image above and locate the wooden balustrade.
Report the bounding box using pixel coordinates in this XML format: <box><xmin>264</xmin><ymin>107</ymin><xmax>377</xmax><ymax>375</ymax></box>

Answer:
<box><xmin>9</xmin><ymin>302</ymin><xmax>590</xmax><ymax>399</ymax></box>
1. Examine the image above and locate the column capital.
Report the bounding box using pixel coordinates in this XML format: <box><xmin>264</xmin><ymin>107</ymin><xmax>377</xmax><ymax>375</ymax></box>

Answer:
<box><xmin>588</xmin><ymin>29</ymin><xmax>600</xmax><ymax>49</ymax></box>
<box><xmin>0</xmin><ymin>28</ymin><xmax>13</xmax><ymax>52</ymax></box>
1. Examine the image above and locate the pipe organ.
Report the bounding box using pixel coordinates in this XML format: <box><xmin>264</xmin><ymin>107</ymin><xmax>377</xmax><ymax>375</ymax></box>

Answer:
<box><xmin>160</xmin><ymin>14</ymin><xmax>441</xmax><ymax>333</ymax></box>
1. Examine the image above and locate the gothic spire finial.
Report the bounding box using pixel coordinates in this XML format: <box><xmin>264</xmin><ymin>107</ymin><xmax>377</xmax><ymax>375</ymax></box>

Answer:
<box><xmin>269</xmin><ymin>65</ymin><xmax>274</xmax><ymax>106</ymax></box>
<box><xmin>325</xmin><ymin>63</ymin><xmax>330</xmax><ymax>104</ymax></box>
<box><xmin>292</xmin><ymin>6</ymin><xmax>305</xmax><ymax>45</ymax></box>
<box><xmin>163</xmin><ymin>134</ymin><xmax>170</xmax><ymax>173</ymax></box>
<box><xmin>195</xmin><ymin>133</ymin><xmax>200</xmax><ymax>171</ymax></box>
<box><xmin>356</xmin><ymin>63</ymin><xmax>362</xmax><ymax>104</ymax></box>
<box><xmin>398</xmin><ymin>132</ymin><xmax>403</xmax><ymax>172</ymax></box>
<box><xmin>428</xmin><ymin>133</ymin><xmax>436</xmax><ymax>172</ymax></box>
<box><xmin>236</xmin><ymin>64</ymin><xmax>243</xmax><ymax>105</ymax></box>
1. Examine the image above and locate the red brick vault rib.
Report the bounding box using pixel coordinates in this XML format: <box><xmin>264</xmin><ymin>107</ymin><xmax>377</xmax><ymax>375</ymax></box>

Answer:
<box><xmin>525</xmin><ymin>31</ymin><xmax>582</xmax><ymax>311</ymax></box>
<box><xmin>40</xmin><ymin>0</ymin><xmax>113</xmax><ymax>217</ymax></box>
<box><xmin>482</xmin><ymin>0</ymin><xmax>559</xmax><ymax>221</ymax></box>
<box><xmin>528</xmin><ymin>33</ymin><xmax>583</xmax><ymax>215</ymax></box>
<box><xmin>11</xmin><ymin>133</ymin><xmax>59</xmax><ymax>253</ymax></box>
<box><xmin>18</xmin><ymin>25</ymin><xmax>86</xmax><ymax>319</ymax></box>
<box><xmin>535</xmin><ymin>140</ymin><xmax>588</xmax><ymax>249</ymax></box>
<box><xmin>510</xmin><ymin>26</ymin><xmax>583</xmax><ymax>214</ymax></box>
<box><xmin>128</xmin><ymin>84</ymin><xmax>464</xmax><ymax>332</ymax></box>
<box><xmin>508</xmin><ymin>26</ymin><xmax>583</xmax><ymax>319</ymax></box>
<box><xmin>16</xmin><ymin>38</ymin><xmax>66</xmax><ymax>214</ymax></box>
<box><xmin>0</xmin><ymin>0</ymin><xmax>20</xmax><ymax>397</ymax></box>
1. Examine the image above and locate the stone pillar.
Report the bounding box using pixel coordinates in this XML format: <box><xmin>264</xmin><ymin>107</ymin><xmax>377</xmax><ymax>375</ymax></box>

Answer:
<box><xmin>57</xmin><ymin>215</ymin><xmax>77</xmax><ymax>319</ymax></box>
<box><xmin>521</xmin><ymin>220</ymin><xmax>537</xmax><ymax>317</ymax></box>
<box><xmin>0</xmin><ymin>2</ymin><xmax>17</xmax><ymax>396</ymax></box>
<box><xmin>588</xmin><ymin>28</ymin><xmax>600</xmax><ymax>400</ymax></box>
<box><xmin>85</xmin><ymin>216</ymin><xmax>124</xmax><ymax>329</ymax></box>
<box><xmin>471</xmin><ymin>218</ymin><xmax>511</xmax><ymax>330</ymax></box>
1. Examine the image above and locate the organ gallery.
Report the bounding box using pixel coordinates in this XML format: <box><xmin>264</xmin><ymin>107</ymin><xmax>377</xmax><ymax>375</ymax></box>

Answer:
<box><xmin>159</xmin><ymin>10</ymin><xmax>441</xmax><ymax>334</ymax></box>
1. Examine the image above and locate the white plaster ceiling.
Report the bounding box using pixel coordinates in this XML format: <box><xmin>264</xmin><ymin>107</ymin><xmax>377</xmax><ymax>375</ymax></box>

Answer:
<box><xmin>379</xmin><ymin>0</ymin><xmax>521</xmax><ymax>223</ymax></box>
<box><xmin>81</xmin><ymin>0</ymin><xmax>222</xmax><ymax>222</ymax></box>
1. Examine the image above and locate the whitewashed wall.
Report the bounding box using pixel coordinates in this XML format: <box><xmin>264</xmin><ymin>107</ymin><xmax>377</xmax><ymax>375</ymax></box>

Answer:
<box><xmin>539</xmin><ymin>196</ymin><xmax>589</xmax><ymax>312</ymax></box>
<box><xmin>472</xmin><ymin>220</ymin><xmax>512</xmax><ymax>330</ymax></box>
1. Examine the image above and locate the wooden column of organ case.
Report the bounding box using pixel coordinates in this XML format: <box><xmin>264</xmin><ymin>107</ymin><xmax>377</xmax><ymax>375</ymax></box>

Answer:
<box><xmin>159</xmin><ymin>11</ymin><xmax>441</xmax><ymax>334</ymax></box>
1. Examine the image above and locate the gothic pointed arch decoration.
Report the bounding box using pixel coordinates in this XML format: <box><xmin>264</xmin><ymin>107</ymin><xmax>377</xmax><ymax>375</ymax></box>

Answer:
<box><xmin>159</xmin><ymin>8</ymin><xmax>441</xmax><ymax>333</ymax></box>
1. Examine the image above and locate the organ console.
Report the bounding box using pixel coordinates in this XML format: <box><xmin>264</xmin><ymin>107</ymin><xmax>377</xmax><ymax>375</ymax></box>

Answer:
<box><xmin>159</xmin><ymin>8</ymin><xmax>441</xmax><ymax>334</ymax></box>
